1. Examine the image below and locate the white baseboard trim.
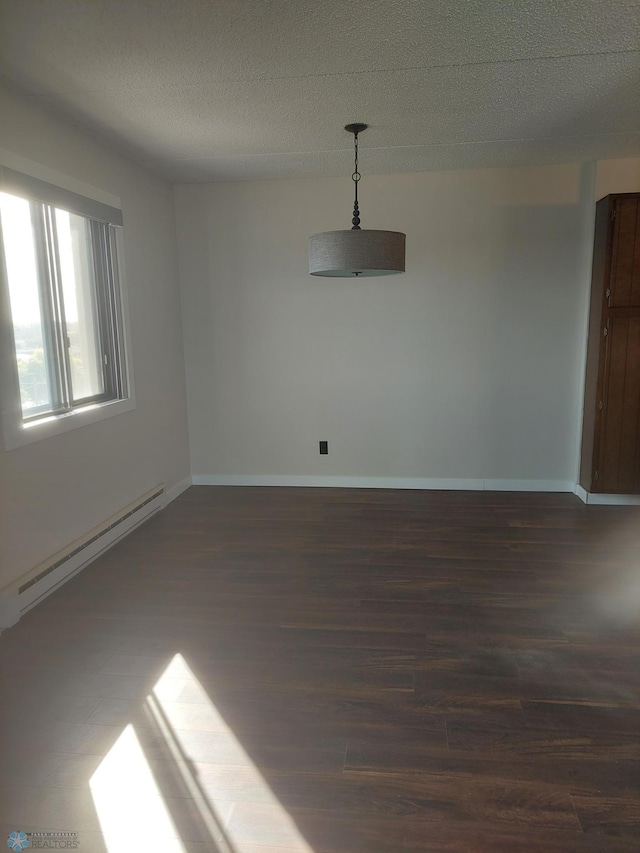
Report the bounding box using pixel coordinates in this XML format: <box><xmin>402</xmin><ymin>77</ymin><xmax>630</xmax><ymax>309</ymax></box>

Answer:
<box><xmin>574</xmin><ymin>484</ymin><xmax>589</xmax><ymax>504</ymax></box>
<box><xmin>193</xmin><ymin>475</ymin><xmax>484</xmax><ymax>489</ymax></box>
<box><xmin>484</xmin><ymin>479</ymin><xmax>575</xmax><ymax>493</ymax></box>
<box><xmin>578</xmin><ymin>490</ymin><xmax>640</xmax><ymax>505</ymax></box>
<box><xmin>0</xmin><ymin>595</ymin><xmax>19</xmax><ymax>633</ymax></box>
<box><xmin>0</xmin><ymin>476</ymin><xmax>192</xmax><ymax>632</ymax></box>
<box><xmin>192</xmin><ymin>474</ymin><xmax>575</xmax><ymax>492</ymax></box>
<box><xmin>163</xmin><ymin>475</ymin><xmax>192</xmax><ymax>506</ymax></box>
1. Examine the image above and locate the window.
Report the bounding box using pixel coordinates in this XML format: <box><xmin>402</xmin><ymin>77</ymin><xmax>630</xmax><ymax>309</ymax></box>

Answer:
<box><xmin>0</xmin><ymin>166</ymin><xmax>131</xmax><ymax>444</ymax></box>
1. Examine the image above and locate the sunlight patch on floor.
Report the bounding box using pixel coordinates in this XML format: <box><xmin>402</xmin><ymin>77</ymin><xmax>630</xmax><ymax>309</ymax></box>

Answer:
<box><xmin>150</xmin><ymin>654</ymin><xmax>314</xmax><ymax>851</ymax></box>
<box><xmin>89</xmin><ymin>724</ymin><xmax>186</xmax><ymax>852</ymax></box>
<box><xmin>90</xmin><ymin>654</ymin><xmax>314</xmax><ymax>852</ymax></box>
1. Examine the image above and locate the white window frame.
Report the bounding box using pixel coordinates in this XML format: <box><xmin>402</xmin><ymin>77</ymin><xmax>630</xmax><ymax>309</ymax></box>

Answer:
<box><xmin>0</xmin><ymin>156</ymin><xmax>135</xmax><ymax>450</ymax></box>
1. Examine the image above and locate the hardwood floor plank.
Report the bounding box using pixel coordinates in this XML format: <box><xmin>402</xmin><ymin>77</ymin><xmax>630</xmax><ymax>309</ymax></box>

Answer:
<box><xmin>521</xmin><ymin>700</ymin><xmax>640</xmax><ymax>733</ymax></box>
<box><xmin>446</xmin><ymin>720</ymin><xmax>640</xmax><ymax>758</ymax></box>
<box><xmin>572</xmin><ymin>794</ymin><xmax>640</xmax><ymax>837</ymax></box>
<box><xmin>281</xmin><ymin>768</ymin><xmax>583</xmax><ymax>828</ymax></box>
<box><xmin>344</xmin><ymin>738</ymin><xmax>640</xmax><ymax>797</ymax></box>
<box><xmin>401</xmin><ymin>820</ymin><xmax>639</xmax><ymax>852</ymax></box>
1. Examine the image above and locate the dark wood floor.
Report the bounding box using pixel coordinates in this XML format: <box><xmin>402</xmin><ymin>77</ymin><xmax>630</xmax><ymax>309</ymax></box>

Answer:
<box><xmin>2</xmin><ymin>486</ymin><xmax>640</xmax><ymax>852</ymax></box>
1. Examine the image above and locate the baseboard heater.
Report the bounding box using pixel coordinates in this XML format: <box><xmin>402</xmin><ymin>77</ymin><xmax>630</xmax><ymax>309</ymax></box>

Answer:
<box><xmin>0</xmin><ymin>485</ymin><xmax>165</xmax><ymax>630</ymax></box>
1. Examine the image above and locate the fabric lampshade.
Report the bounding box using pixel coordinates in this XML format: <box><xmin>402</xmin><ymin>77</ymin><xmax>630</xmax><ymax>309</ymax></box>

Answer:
<box><xmin>309</xmin><ymin>229</ymin><xmax>406</xmax><ymax>277</ymax></box>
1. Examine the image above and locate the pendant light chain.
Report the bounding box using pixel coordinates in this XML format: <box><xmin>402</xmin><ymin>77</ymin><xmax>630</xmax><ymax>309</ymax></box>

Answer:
<box><xmin>351</xmin><ymin>130</ymin><xmax>361</xmax><ymax>230</ymax></box>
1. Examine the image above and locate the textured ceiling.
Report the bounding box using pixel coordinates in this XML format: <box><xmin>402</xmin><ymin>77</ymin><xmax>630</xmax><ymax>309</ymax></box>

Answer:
<box><xmin>1</xmin><ymin>0</ymin><xmax>639</xmax><ymax>182</ymax></box>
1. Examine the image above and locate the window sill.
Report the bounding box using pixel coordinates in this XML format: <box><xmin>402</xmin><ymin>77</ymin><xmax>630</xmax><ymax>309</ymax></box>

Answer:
<box><xmin>2</xmin><ymin>396</ymin><xmax>135</xmax><ymax>451</ymax></box>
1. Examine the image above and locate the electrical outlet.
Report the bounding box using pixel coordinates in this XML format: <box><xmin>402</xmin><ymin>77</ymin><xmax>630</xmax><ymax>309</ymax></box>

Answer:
<box><xmin>319</xmin><ymin>440</ymin><xmax>328</xmax><ymax>455</ymax></box>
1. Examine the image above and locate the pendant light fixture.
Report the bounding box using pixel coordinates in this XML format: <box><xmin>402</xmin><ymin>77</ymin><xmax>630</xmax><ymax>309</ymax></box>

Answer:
<box><xmin>309</xmin><ymin>123</ymin><xmax>406</xmax><ymax>277</ymax></box>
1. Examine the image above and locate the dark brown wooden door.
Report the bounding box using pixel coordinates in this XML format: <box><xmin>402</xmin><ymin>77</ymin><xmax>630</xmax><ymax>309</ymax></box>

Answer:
<box><xmin>609</xmin><ymin>197</ymin><xmax>640</xmax><ymax>308</ymax></box>
<box><xmin>597</xmin><ymin>316</ymin><xmax>640</xmax><ymax>492</ymax></box>
<box><xmin>591</xmin><ymin>195</ymin><xmax>640</xmax><ymax>493</ymax></box>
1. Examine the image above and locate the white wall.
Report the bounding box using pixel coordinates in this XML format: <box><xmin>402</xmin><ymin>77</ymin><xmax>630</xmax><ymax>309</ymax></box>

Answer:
<box><xmin>0</xmin><ymin>82</ymin><xmax>191</xmax><ymax>589</ymax></box>
<box><xmin>175</xmin><ymin>162</ymin><xmax>596</xmax><ymax>487</ymax></box>
<box><xmin>595</xmin><ymin>157</ymin><xmax>640</xmax><ymax>198</ymax></box>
